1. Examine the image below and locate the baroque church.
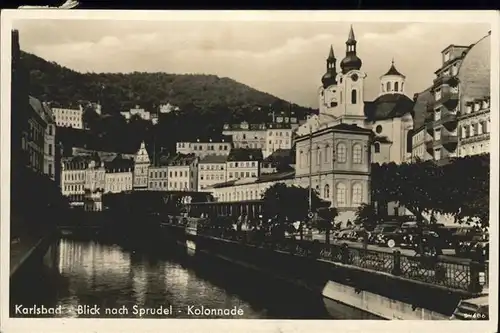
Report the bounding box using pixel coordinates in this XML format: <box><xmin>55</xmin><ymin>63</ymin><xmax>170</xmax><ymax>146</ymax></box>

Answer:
<box><xmin>296</xmin><ymin>25</ymin><xmax>415</xmax><ymax>165</ymax></box>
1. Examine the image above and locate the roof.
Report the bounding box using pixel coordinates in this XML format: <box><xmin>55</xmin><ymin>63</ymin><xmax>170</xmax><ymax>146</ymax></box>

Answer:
<box><xmin>180</xmin><ymin>134</ymin><xmax>232</xmax><ymax>144</ymax></box>
<box><xmin>331</xmin><ymin>123</ymin><xmax>373</xmax><ymax>134</ymax></box>
<box><xmin>457</xmin><ymin>32</ymin><xmax>490</xmax><ymax>102</ymax></box>
<box><xmin>29</xmin><ymin>95</ymin><xmax>53</xmax><ymax>123</ymax></box>
<box><xmin>223</xmin><ymin>122</ymin><xmax>267</xmax><ymax>131</ymax></box>
<box><xmin>263</xmin><ymin>149</ymin><xmax>293</xmax><ymax>163</ymax></box>
<box><xmin>227</xmin><ymin>148</ymin><xmax>263</xmax><ymax>162</ymax></box>
<box><xmin>62</xmin><ymin>155</ymin><xmax>96</xmax><ymax>170</ymax></box>
<box><xmin>382</xmin><ymin>61</ymin><xmax>405</xmax><ymax>77</ymax></box>
<box><xmin>364</xmin><ymin>93</ymin><xmax>414</xmax><ymax>121</ymax></box>
<box><xmin>210</xmin><ymin>170</ymin><xmax>296</xmax><ymax>189</ymax></box>
<box><xmin>412</xmin><ymin>88</ymin><xmax>434</xmax><ymax>130</ymax></box>
<box><xmin>166</xmin><ymin>153</ymin><xmax>197</xmax><ymax>166</ymax></box>
<box><xmin>199</xmin><ymin>155</ymin><xmax>228</xmax><ymax>164</ymax></box>
<box><xmin>104</xmin><ymin>155</ymin><xmax>134</xmax><ymax>172</ymax></box>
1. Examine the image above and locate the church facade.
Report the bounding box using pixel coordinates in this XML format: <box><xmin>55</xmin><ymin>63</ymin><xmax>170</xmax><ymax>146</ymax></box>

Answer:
<box><xmin>297</xmin><ymin>25</ymin><xmax>415</xmax><ymax>165</ymax></box>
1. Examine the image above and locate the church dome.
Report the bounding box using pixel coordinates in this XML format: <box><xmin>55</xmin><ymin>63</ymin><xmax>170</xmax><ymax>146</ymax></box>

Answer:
<box><xmin>340</xmin><ymin>55</ymin><xmax>362</xmax><ymax>74</ymax></box>
<box><xmin>321</xmin><ymin>71</ymin><xmax>336</xmax><ymax>88</ymax></box>
<box><xmin>457</xmin><ymin>32</ymin><xmax>490</xmax><ymax>99</ymax></box>
<box><xmin>365</xmin><ymin>93</ymin><xmax>414</xmax><ymax>121</ymax></box>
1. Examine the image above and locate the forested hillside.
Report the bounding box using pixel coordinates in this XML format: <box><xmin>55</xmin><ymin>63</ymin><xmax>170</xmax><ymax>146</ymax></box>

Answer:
<box><xmin>22</xmin><ymin>51</ymin><xmax>315</xmax><ymax>155</ymax></box>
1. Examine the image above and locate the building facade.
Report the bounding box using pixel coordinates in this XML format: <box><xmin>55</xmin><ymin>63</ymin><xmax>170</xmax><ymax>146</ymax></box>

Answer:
<box><xmin>43</xmin><ymin>105</ymin><xmax>57</xmax><ymax>181</ymax></box>
<box><xmin>104</xmin><ymin>155</ymin><xmax>134</xmax><ymax>194</ymax></box>
<box><xmin>133</xmin><ymin>141</ymin><xmax>150</xmax><ymax>190</ymax></box>
<box><xmin>166</xmin><ymin>154</ymin><xmax>198</xmax><ymax>191</ymax></box>
<box><xmin>222</xmin><ymin>122</ymin><xmax>267</xmax><ymax>150</ymax></box>
<box><xmin>226</xmin><ymin>148</ymin><xmax>262</xmax><ymax>181</ymax></box>
<box><xmin>176</xmin><ymin>137</ymin><xmax>232</xmax><ymax>158</ymax></box>
<box><xmin>120</xmin><ymin>105</ymin><xmax>158</xmax><ymax>124</ymax></box>
<box><xmin>51</xmin><ymin>105</ymin><xmax>84</xmax><ymax>129</ymax></box>
<box><xmin>61</xmin><ymin>156</ymin><xmax>90</xmax><ymax>207</ymax></box>
<box><xmin>198</xmin><ymin>155</ymin><xmax>228</xmax><ymax>191</ymax></box>
<box><xmin>264</xmin><ymin>123</ymin><xmax>293</xmax><ymax>158</ymax></box>
<box><xmin>25</xmin><ymin>96</ymin><xmax>49</xmax><ymax>173</ymax></box>
<box><xmin>413</xmin><ymin>31</ymin><xmax>490</xmax><ymax>162</ymax></box>
<box><xmin>148</xmin><ymin>162</ymin><xmax>169</xmax><ymax>191</ymax></box>
<box><xmin>458</xmin><ymin>97</ymin><xmax>491</xmax><ymax>157</ymax></box>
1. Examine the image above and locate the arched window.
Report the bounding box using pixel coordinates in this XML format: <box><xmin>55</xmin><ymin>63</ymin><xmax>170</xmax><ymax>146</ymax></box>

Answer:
<box><xmin>352</xmin><ymin>183</ymin><xmax>363</xmax><ymax>206</ymax></box>
<box><xmin>374</xmin><ymin>142</ymin><xmax>381</xmax><ymax>153</ymax></box>
<box><xmin>387</xmin><ymin>82</ymin><xmax>391</xmax><ymax>91</ymax></box>
<box><xmin>324</xmin><ymin>184</ymin><xmax>330</xmax><ymax>199</ymax></box>
<box><xmin>336</xmin><ymin>143</ymin><xmax>347</xmax><ymax>163</ymax></box>
<box><xmin>351</xmin><ymin>89</ymin><xmax>357</xmax><ymax>104</ymax></box>
<box><xmin>316</xmin><ymin>146</ymin><xmax>321</xmax><ymax>165</ymax></box>
<box><xmin>336</xmin><ymin>183</ymin><xmax>347</xmax><ymax>207</ymax></box>
<box><xmin>324</xmin><ymin>145</ymin><xmax>329</xmax><ymax>162</ymax></box>
<box><xmin>315</xmin><ymin>185</ymin><xmax>320</xmax><ymax>194</ymax></box>
<box><xmin>352</xmin><ymin>144</ymin><xmax>363</xmax><ymax>164</ymax></box>
<box><xmin>381</xmin><ymin>83</ymin><xmax>384</xmax><ymax>92</ymax></box>
<box><xmin>394</xmin><ymin>82</ymin><xmax>399</xmax><ymax>91</ymax></box>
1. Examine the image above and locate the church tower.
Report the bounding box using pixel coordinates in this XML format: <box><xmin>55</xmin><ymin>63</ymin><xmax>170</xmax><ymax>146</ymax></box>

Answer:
<box><xmin>379</xmin><ymin>59</ymin><xmax>406</xmax><ymax>96</ymax></box>
<box><xmin>336</xmin><ymin>25</ymin><xmax>367</xmax><ymax>124</ymax></box>
<box><xmin>318</xmin><ymin>45</ymin><xmax>341</xmax><ymax>115</ymax></box>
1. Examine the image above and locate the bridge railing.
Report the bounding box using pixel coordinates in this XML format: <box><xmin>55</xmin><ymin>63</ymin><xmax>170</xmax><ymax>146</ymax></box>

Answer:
<box><xmin>163</xmin><ymin>220</ymin><xmax>488</xmax><ymax>294</ymax></box>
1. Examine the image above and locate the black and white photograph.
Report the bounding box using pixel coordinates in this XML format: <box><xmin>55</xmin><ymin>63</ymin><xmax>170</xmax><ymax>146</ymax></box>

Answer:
<box><xmin>1</xmin><ymin>10</ymin><xmax>498</xmax><ymax>333</ymax></box>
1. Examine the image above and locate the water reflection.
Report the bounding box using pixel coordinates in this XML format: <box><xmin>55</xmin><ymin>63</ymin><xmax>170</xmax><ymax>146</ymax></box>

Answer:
<box><xmin>11</xmin><ymin>237</ymin><xmax>331</xmax><ymax>319</ymax></box>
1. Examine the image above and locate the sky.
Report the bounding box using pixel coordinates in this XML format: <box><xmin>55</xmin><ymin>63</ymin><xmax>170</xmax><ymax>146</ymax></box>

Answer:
<box><xmin>13</xmin><ymin>19</ymin><xmax>490</xmax><ymax>108</ymax></box>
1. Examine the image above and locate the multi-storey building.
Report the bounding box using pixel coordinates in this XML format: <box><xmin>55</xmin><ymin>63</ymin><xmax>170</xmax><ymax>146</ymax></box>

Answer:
<box><xmin>133</xmin><ymin>141</ymin><xmax>150</xmax><ymax>191</ymax></box>
<box><xmin>458</xmin><ymin>97</ymin><xmax>491</xmax><ymax>157</ymax></box>
<box><xmin>25</xmin><ymin>96</ymin><xmax>50</xmax><ymax>173</ymax></box>
<box><xmin>176</xmin><ymin>136</ymin><xmax>232</xmax><ymax>158</ymax></box>
<box><xmin>222</xmin><ymin>122</ymin><xmax>267</xmax><ymax>150</ymax></box>
<box><xmin>51</xmin><ymin>105</ymin><xmax>84</xmax><ymax>129</ymax></box>
<box><xmin>104</xmin><ymin>155</ymin><xmax>134</xmax><ymax>194</ymax></box>
<box><xmin>120</xmin><ymin>105</ymin><xmax>158</xmax><ymax>124</ymax></box>
<box><xmin>198</xmin><ymin>155</ymin><xmax>228</xmax><ymax>191</ymax></box>
<box><xmin>296</xmin><ymin>27</ymin><xmax>415</xmax><ymax>165</ymax></box>
<box><xmin>261</xmin><ymin>149</ymin><xmax>295</xmax><ymax>174</ymax></box>
<box><xmin>61</xmin><ymin>156</ymin><xmax>90</xmax><ymax>207</ymax></box>
<box><xmin>264</xmin><ymin>123</ymin><xmax>293</xmax><ymax>158</ymax></box>
<box><xmin>294</xmin><ymin>123</ymin><xmax>373</xmax><ymax>217</ymax></box>
<box><xmin>84</xmin><ymin>158</ymin><xmax>106</xmax><ymax>211</ymax></box>
<box><xmin>166</xmin><ymin>153</ymin><xmax>198</xmax><ymax>191</ymax></box>
<box><xmin>410</xmin><ymin>88</ymin><xmax>434</xmax><ymax>162</ymax></box>
<box><xmin>414</xmin><ymin>31</ymin><xmax>490</xmax><ymax>162</ymax></box>
<box><xmin>226</xmin><ymin>148</ymin><xmax>262</xmax><ymax>181</ymax></box>
<box><xmin>148</xmin><ymin>155</ymin><xmax>169</xmax><ymax>191</ymax></box>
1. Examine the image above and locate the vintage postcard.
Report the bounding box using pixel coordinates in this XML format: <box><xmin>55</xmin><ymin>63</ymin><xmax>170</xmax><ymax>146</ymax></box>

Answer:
<box><xmin>0</xmin><ymin>10</ymin><xmax>498</xmax><ymax>333</ymax></box>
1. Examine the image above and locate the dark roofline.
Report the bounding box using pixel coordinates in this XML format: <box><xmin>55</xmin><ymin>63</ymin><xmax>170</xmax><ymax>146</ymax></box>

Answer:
<box><xmin>440</xmin><ymin>44</ymin><xmax>471</xmax><ymax>55</ymax></box>
<box><xmin>294</xmin><ymin>123</ymin><xmax>373</xmax><ymax>143</ymax></box>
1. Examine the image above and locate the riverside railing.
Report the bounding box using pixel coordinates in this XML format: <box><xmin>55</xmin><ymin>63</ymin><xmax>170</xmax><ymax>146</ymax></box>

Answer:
<box><xmin>163</xmin><ymin>219</ymin><xmax>488</xmax><ymax>294</ymax></box>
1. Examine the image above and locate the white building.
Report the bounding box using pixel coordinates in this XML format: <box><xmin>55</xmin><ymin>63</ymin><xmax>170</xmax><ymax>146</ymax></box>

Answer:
<box><xmin>133</xmin><ymin>141</ymin><xmax>150</xmax><ymax>190</ymax></box>
<box><xmin>458</xmin><ymin>97</ymin><xmax>491</xmax><ymax>157</ymax></box>
<box><xmin>159</xmin><ymin>103</ymin><xmax>180</xmax><ymax>114</ymax></box>
<box><xmin>208</xmin><ymin>171</ymin><xmax>296</xmax><ymax>203</ymax></box>
<box><xmin>166</xmin><ymin>153</ymin><xmax>198</xmax><ymax>191</ymax></box>
<box><xmin>176</xmin><ymin>137</ymin><xmax>232</xmax><ymax>158</ymax></box>
<box><xmin>84</xmin><ymin>158</ymin><xmax>105</xmax><ymax>211</ymax></box>
<box><xmin>296</xmin><ymin>26</ymin><xmax>415</xmax><ymax>165</ymax></box>
<box><xmin>222</xmin><ymin>122</ymin><xmax>267</xmax><ymax>150</ymax></box>
<box><xmin>52</xmin><ymin>105</ymin><xmax>84</xmax><ymax>129</ymax></box>
<box><xmin>148</xmin><ymin>157</ymin><xmax>169</xmax><ymax>191</ymax></box>
<box><xmin>226</xmin><ymin>148</ymin><xmax>262</xmax><ymax>181</ymax></box>
<box><xmin>198</xmin><ymin>155</ymin><xmax>228</xmax><ymax>191</ymax></box>
<box><xmin>264</xmin><ymin>124</ymin><xmax>293</xmax><ymax>158</ymax></box>
<box><xmin>104</xmin><ymin>155</ymin><xmax>134</xmax><ymax>194</ymax></box>
<box><xmin>120</xmin><ymin>105</ymin><xmax>158</xmax><ymax>124</ymax></box>
<box><xmin>61</xmin><ymin>156</ymin><xmax>89</xmax><ymax>207</ymax></box>
<box><xmin>41</xmin><ymin>102</ymin><xmax>56</xmax><ymax>180</ymax></box>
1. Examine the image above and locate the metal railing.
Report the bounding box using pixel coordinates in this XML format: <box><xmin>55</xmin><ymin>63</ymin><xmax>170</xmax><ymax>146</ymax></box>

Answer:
<box><xmin>163</xmin><ymin>219</ymin><xmax>488</xmax><ymax>293</ymax></box>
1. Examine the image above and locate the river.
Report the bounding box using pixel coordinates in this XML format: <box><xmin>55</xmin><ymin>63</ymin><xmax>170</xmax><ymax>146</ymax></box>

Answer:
<box><xmin>10</xmin><ymin>236</ymin><xmax>333</xmax><ymax>319</ymax></box>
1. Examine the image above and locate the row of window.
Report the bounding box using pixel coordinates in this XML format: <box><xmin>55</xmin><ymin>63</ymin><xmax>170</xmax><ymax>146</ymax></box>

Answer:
<box><xmin>299</xmin><ymin>143</ymin><xmax>364</xmax><ymax>166</ymax></box>
<box><xmin>228</xmin><ymin>171</ymin><xmax>257</xmax><ymax>179</ymax></box>
<box><xmin>200</xmin><ymin>173</ymin><xmax>225</xmax><ymax>181</ymax></box>
<box><xmin>63</xmin><ymin>185</ymin><xmax>85</xmax><ymax>193</ymax></box>
<box><xmin>381</xmin><ymin>81</ymin><xmax>404</xmax><ymax>93</ymax></box>
<box><xmin>200</xmin><ymin>164</ymin><xmax>225</xmax><ymax>170</ymax></box>
<box><xmin>149</xmin><ymin>181</ymin><xmax>168</xmax><ymax>188</ymax></box>
<box><xmin>460</xmin><ymin>121</ymin><xmax>490</xmax><ymax>138</ymax></box>
<box><xmin>268</xmin><ymin>131</ymin><xmax>290</xmax><ymax>137</ymax></box>
<box><xmin>169</xmin><ymin>182</ymin><xmax>193</xmax><ymax>189</ymax></box>
<box><xmin>228</xmin><ymin>161</ymin><xmax>257</xmax><ymax>168</ymax></box>
<box><xmin>465</xmin><ymin>100</ymin><xmax>490</xmax><ymax>114</ymax></box>
<box><xmin>107</xmin><ymin>184</ymin><xmax>133</xmax><ymax>192</ymax></box>
<box><xmin>234</xmin><ymin>143</ymin><xmax>265</xmax><ymax>149</ymax></box>
<box><xmin>190</xmin><ymin>145</ymin><xmax>229</xmax><ymax>151</ymax></box>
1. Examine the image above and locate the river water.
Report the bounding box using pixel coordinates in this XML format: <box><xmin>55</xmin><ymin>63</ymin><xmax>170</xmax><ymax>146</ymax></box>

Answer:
<box><xmin>10</xmin><ymin>236</ymin><xmax>333</xmax><ymax>319</ymax></box>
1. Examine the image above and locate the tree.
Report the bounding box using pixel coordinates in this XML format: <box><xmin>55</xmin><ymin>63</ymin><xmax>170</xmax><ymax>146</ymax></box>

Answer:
<box><xmin>315</xmin><ymin>207</ymin><xmax>338</xmax><ymax>244</ymax></box>
<box><xmin>261</xmin><ymin>183</ymin><xmax>322</xmax><ymax>240</ymax></box>
<box><xmin>354</xmin><ymin>203</ymin><xmax>379</xmax><ymax>231</ymax></box>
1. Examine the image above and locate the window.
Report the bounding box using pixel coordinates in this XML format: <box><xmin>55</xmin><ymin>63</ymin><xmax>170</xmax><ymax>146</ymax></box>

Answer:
<box><xmin>434</xmin><ymin>128</ymin><xmax>441</xmax><ymax>141</ymax></box>
<box><xmin>336</xmin><ymin>143</ymin><xmax>347</xmax><ymax>163</ymax></box>
<box><xmin>317</xmin><ymin>149</ymin><xmax>321</xmax><ymax>165</ymax></box>
<box><xmin>48</xmin><ymin>164</ymin><xmax>52</xmax><ymax>177</ymax></box>
<box><xmin>395</xmin><ymin>82</ymin><xmax>399</xmax><ymax>91</ymax></box>
<box><xmin>324</xmin><ymin>145</ymin><xmax>329</xmax><ymax>162</ymax></box>
<box><xmin>336</xmin><ymin>183</ymin><xmax>347</xmax><ymax>207</ymax></box>
<box><xmin>352</xmin><ymin>183</ymin><xmax>363</xmax><ymax>206</ymax></box>
<box><xmin>481</xmin><ymin>121</ymin><xmax>488</xmax><ymax>134</ymax></box>
<box><xmin>352</xmin><ymin>144</ymin><xmax>362</xmax><ymax>164</ymax></box>
<box><xmin>434</xmin><ymin>148</ymin><xmax>441</xmax><ymax>160</ymax></box>
<box><xmin>374</xmin><ymin>142</ymin><xmax>380</xmax><ymax>153</ymax></box>
<box><xmin>48</xmin><ymin>144</ymin><xmax>52</xmax><ymax>156</ymax></box>
<box><xmin>381</xmin><ymin>83</ymin><xmax>385</xmax><ymax>92</ymax></box>
<box><xmin>351</xmin><ymin>89</ymin><xmax>357</xmax><ymax>104</ymax></box>
<box><xmin>375</xmin><ymin>125</ymin><xmax>382</xmax><ymax>134</ymax></box>
<box><xmin>324</xmin><ymin>184</ymin><xmax>330</xmax><ymax>199</ymax></box>
<box><xmin>387</xmin><ymin>82</ymin><xmax>391</xmax><ymax>91</ymax></box>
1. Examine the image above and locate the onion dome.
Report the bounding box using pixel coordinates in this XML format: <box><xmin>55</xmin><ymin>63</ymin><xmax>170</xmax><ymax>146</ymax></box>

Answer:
<box><xmin>340</xmin><ymin>25</ymin><xmax>362</xmax><ymax>74</ymax></box>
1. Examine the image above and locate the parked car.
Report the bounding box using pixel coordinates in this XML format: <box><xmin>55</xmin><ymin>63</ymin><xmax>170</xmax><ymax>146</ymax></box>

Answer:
<box><xmin>455</xmin><ymin>228</ymin><xmax>489</xmax><ymax>259</ymax></box>
<box><xmin>453</xmin><ymin>226</ymin><xmax>482</xmax><ymax>256</ymax></box>
<box><xmin>369</xmin><ymin>224</ymin><xmax>400</xmax><ymax>246</ymax></box>
<box><xmin>333</xmin><ymin>228</ymin><xmax>354</xmax><ymax>240</ymax></box>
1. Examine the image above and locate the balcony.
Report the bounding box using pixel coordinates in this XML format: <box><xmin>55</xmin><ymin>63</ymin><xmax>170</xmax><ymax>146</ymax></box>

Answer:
<box><xmin>440</xmin><ymin>110</ymin><xmax>458</xmax><ymax>131</ymax></box>
<box><xmin>425</xmin><ymin>140</ymin><xmax>434</xmax><ymax>153</ymax></box>
<box><xmin>426</xmin><ymin>121</ymin><xmax>434</xmax><ymax>134</ymax></box>
<box><xmin>433</xmin><ymin>74</ymin><xmax>459</xmax><ymax>88</ymax></box>
<box><xmin>434</xmin><ymin>85</ymin><xmax>459</xmax><ymax>109</ymax></box>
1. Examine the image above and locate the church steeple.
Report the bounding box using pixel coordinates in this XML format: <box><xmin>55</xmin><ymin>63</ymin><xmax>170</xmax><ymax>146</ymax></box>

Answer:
<box><xmin>379</xmin><ymin>58</ymin><xmax>406</xmax><ymax>95</ymax></box>
<box><xmin>340</xmin><ymin>25</ymin><xmax>362</xmax><ymax>74</ymax></box>
<box><xmin>321</xmin><ymin>45</ymin><xmax>337</xmax><ymax>88</ymax></box>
